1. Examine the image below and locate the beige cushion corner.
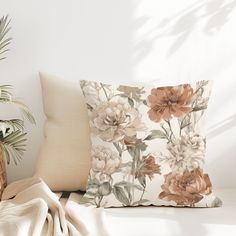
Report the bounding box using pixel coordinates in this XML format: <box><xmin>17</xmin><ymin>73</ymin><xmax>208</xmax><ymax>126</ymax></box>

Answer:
<box><xmin>34</xmin><ymin>72</ymin><xmax>91</xmax><ymax>191</ymax></box>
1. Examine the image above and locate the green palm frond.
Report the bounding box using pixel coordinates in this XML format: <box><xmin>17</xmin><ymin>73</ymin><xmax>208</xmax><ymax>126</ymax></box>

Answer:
<box><xmin>0</xmin><ymin>84</ymin><xmax>12</xmax><ymax>102</ymax></box>
<box><xmin>11</xmin><ymin>99</ymin><xmax>36</xmax><ymax>124</ymax></box>
<box><xmin>0</xmin><ymin>119</ymin><xmax>24</xmax><ymax>132</ymax></box>
<box><xmin>0</xmin><ymin>15</ymin><xmax>12</xmax><ymax>60</ymax></box>
<box><xmin>0</xmin><ymin>130</ymin><xmax>27</xmax><ymax>165</ymax></box>
<box><xmin>0</xmin><ymin>85</ymin><xmax>36</xmax><ymax>124</ymax></box>
<box><xmin>0</xmin><ymin>15</ymin><xmax>35</xmax><ymax>165</ymax></box>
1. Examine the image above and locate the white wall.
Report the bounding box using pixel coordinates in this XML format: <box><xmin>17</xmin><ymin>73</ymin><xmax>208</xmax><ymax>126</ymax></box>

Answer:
<box><xmin>1</xmin><ymin>0</ymin><xmax>236</xmax><ymax>188</ymax></box>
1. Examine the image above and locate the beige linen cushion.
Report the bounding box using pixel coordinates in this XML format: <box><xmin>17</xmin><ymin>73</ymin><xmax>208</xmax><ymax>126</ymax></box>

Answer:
<box><xmin>34</xmin><ymin>72</ymin><xmax>91</xmax><ymax>191</ymax></box>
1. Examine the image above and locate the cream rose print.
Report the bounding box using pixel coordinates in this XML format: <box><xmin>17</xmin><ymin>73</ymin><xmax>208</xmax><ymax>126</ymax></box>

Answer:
<box><xmin>81</xmin><ymin>80</ymin><xmax>221</xmax><ymax>207</ymax></box>
<box><xmin>165</xmin><ymin>132</ymin><xmax>206</xmax><ymax>174</ymax></box>
<box><xmin>90</xmin><ymin>100</ymin><xmax>145</xmax><ymax>142</ymax></box>
<box><xmin>90</xmin><ymin>146</ymin><xmax>121</xmax><ymax>182</ymax></box>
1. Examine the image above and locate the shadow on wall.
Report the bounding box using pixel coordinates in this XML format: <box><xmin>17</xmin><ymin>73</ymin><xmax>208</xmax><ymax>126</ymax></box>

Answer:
<box><xmin>133</xmin><ymin>0</ymin><xmax>236</xmax><ymax>63</ymax></box>
<box><xmin>209</xmin><ymin>144</ymin><xmax>236</xmax><ymax>188</ymax></box>
<box><xmin>206</xmin><ymin>114</ymin><xmax>236</xmax><ymax>188</ymax></box>
<box><xmin>207</xmin><ymin>114</ymin><xmax>236</xmax><ymax>139</ymax></box>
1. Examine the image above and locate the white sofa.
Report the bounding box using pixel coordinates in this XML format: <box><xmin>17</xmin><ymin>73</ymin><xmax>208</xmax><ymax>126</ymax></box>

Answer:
<box><xmin>104</xmin><ymin>189</ymin><xmax>236</xmax><ymax>236</ymax></box>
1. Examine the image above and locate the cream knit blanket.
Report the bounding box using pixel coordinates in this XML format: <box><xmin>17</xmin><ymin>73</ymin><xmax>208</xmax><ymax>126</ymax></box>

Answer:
<box><xmin>0</xmin><ymin>177</ymin><xmax>110</xmax><ymax>236</ymax></box>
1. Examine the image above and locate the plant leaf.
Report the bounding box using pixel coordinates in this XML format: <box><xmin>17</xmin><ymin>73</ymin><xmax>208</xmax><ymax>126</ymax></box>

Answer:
<box><xmin>0</xmin><ymin>85</ymin><xmax>12</xmax><ymax>101</ymax></box>
<box><xmin>192</xmin><ymin>106</ymin><xmax>207</xmax><ymax>112</ymax></box>
<box><xmin>127</xmin><ymin>146</ymin><xmax>140</xmax><ymax>161</ymax></box>
<box><xmin>211</xmin><ymin>197</ymin><xmax>222</xmax><ymax>207</ymax></box>
<box><xmin>115</xmin><ymin>181</ymin><xmax>144</xmax><ymax>191</ymax></box>
<box><xmin>124</xmin><ymin>185</ymin><xmax>132</xmax><ymax>202</ymax></box>
<box><xmin>0</xmin><ymin>119</ymin><xmax>24</xmax><ymax>132</ymax></box>
<box><xmin>119</xmin><ymin>162</ymin><xmax>132</xmax><ymax>168</ymax></box>
<box><xmin>0</xmin><ymin>15</ymin><xmax>12</xmax><ymax>60</ymax></box>
<box><xmin>98</xmin><ymin>182</ymin><xmax>112</xmax><ymax>196</ymax></box>
<box><xmin>85</xmin><ymin>191</ymin><xmax>97</xmax><ymax>197</ymax></box>
<box><xmin>137</xmin><ymin>175</ymin><xmax>146</xmax><ymax>188</ymax></box>
<box><xmin>133</xmin><ymin>199</ymin><xmax>150</xmax><ymax>205</ymax></box>
<box><xmin>144</xmin><ymin>130</ymin><xmax>166</xmax><ymax>140</ymax></box>
<box><xmin>128</xmin><ymin>97</ymin><xmax>134</xmax><ymax>107</ymax></box>
<box><xmin>142</xmin><ymin>100</ymin><xmax>148</xmax><ymax>106</ymax></box>
<box><xmin>0</xmin><ymin>85</ymin><xmax>35</xmax><ymax>125</ymax></box>
<box><xmin>113</xmin><ymin>185</ymin><xmax>130</xmax><ymax>206</ymax></box>
<box><xmin>0</xmin><ymin>130</ymin><xmax>27</xmax><ymax>165</ymax></box>
<box><xmin>11</xmin><ymin>100</ymin><xmax>36</xmax><ymax>124</ymax></box>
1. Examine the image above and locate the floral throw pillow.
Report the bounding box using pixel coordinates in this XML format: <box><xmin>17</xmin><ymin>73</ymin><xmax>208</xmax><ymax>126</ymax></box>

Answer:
<box><xmin>80</xmin><ymin>80</ymin><xmax>222</xmax><ymax>208</ymax></box>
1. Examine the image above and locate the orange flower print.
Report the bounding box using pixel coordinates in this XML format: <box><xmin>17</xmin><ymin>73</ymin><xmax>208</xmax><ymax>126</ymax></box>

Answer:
<box><xmin>159</xmin><ymin>168</ymin><xmax>212</xmax><ymax>206</ymax></box>
<box><xmin>135</xmin><ymin>155</ymin><xmax>161</xmax><ymax>180</ymax></box>
<box><xmin>147</xmin><ymin>84</ymin><xmax>194</xmax><ymax>122</ymax></box>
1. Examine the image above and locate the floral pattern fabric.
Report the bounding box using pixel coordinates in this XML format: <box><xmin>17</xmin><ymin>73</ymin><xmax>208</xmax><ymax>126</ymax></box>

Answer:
<box><xmin>80</xmin><ymin>80</ymin><xmax>222</xmax><ymax>208</ymax></box>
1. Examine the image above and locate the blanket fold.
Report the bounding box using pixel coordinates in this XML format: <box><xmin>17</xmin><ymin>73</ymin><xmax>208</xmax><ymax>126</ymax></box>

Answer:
<box><xmin>0</xmin><ymin>178</ymin><xmax>110</xmax><ymax>236</ymax></box>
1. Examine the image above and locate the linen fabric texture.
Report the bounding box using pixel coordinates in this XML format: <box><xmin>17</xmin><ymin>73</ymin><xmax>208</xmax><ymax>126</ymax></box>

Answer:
<box><xmin>80</xmin><ymin>80</ymin><xmax>222</xmax><ymax>208</ymax></box>
<box><xmin>34</xmin><ymin>72</ymin><xmax>91</xmax><ymax>191</ymax></box>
